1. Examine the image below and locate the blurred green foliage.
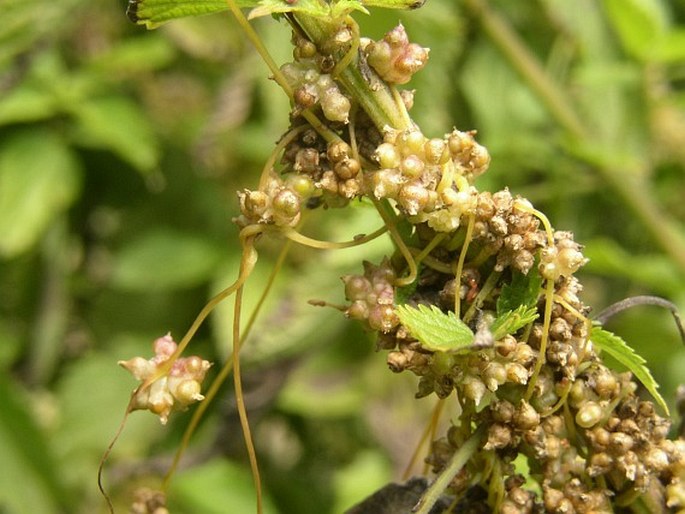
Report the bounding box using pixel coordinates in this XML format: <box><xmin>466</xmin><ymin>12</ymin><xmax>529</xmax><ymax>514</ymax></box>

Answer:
<box><xmin>0</xmin><ymin>0</ymin><xmax>684</xmax><ymax>512</ymax></box>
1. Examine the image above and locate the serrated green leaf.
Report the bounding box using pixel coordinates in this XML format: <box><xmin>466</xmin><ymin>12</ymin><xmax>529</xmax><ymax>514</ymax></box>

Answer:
<box><xmin>491</xmin><ymin>305</ymin><xmax>538</xmax><ymax>340</ymax></box>
<box><xmin>496</xmin><ymin>269</ymin><xmax>543</xmax><ymax>316</ymax></box>
<box><xmin>126</xmin><ymin>0</ymin><xmax>422</xmax><ymax>28</ymax></box>
<box><xmin>396</xmin><ymin>304</ymin><xmax>473</xmax><ymax>352</ymax></box>
<box><xmin>0</xmin><ymin>130</ymin><xmax>82</xmax><ymax>257</ymax></box>
<box><xmin>590</xmin><ymin>326</ymin><xmax>669</xmax><ymax>415</ymax></box>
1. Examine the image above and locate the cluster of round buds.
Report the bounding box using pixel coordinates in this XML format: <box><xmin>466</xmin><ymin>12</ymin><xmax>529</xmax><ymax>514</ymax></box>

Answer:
<box><xmin>539</xmin><ymin>231</ymin><xmax>589</xmax><ymax>281</ymax></box>
<box><xmin>342</xmin><ymin>259</ymin><xmax>399</xmax><ymax>333</ymax></box>
<box><xmin>367</xmin><ymin>128</ymin><xmax>489</xmax><ymax>229</ymax></box>
<box><xmin>361</xmin><ymin>23</ymin><xmax>429</xmax><ymax>85</ymax></box>
<box><xmin>579</xmin><ymin>381</ymin><xmax>676</xmax><ymax>487</ymax></box>
<box><xmin>130</xmin><ymin>487</ymin><xmax>168</xmax><ymax>514</ymax></box>
<box><xmin>280</xmin><ymin>61</ymin><xmax>351</xmax><ymax>123</ymax></box>
<box><xmin>317</xmin><ymin>140</ymin><xmax>363</xmax><ymax>200</ymax></box>
<box><xmin>118</xmin><ymin>333</ymin><xmax>212</xmax><ymax>425</ymax></box>
<box><xmin>470</xmin><ymin>191</ymin><xmax>545</xmax><ymax>274</ymax></box>
<box><xmin>236</xmin><ymin>171</ymin><xmax>313</xmax><ymax>228</ymax></box>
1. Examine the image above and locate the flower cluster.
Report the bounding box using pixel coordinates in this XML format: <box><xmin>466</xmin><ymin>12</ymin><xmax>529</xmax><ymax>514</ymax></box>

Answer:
<box><xmin>281</xmin><ymin>31</ymin><xmax>353</xmax><ymax>123</ymax></box>
<box><xmin>342</xmin><ymin>259</ymin><xmax>399</xmax><ymax>334</ymax></box>
<box><xmin>119</xmin><ymin>333</ymin><xmax>212</xmax><ymax>425</ymax></box>
<box><xmin>236</xmin><ymin>171</ymin><xmax>314</xmax><ymax>228</ymax></box>
<box><xmin>130</xmin><ymin>487</ymin><xmax>168</xmax><ymax>514</ymax></box>
<box><xmin>362</xmin><ymin>23</ymin><xmax>429</xmax><ymax>85</ymax></box>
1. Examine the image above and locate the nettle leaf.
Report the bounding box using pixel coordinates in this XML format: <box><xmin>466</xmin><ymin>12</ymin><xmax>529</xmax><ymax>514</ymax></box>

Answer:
<box><xmin>496</xmin><ymin>269</ymin><xmax>542</xmax><ymax>316</ymax></box>
<box><xmin>491</xmin><ymin>305</ymin><xmax>538</xmax><ymax>340</ymax></box>
<box><xmin>396</xmin><ymin>304</ymin><xmax>473</xmax><ymax>352</ymax></box>
<box><xmin>590</xmin><ymin>326</ymin><xmax>669</xmax><ymax>415</ymax></box>
<box><xmin>127</xmin><ymin>0</ymin><xmax>423</xmax><ymax>29</ymax></box>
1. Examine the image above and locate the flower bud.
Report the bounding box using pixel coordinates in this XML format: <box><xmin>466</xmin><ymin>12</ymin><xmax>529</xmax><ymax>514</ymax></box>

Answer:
<box><xmin>398</xmin><ymin>181</ymin><xmax>429</xmax><ymax>215</ymax></box>
<box><xmin>320</xmin><ymin>89</ymin><xmax>350</xmax><ymax>123</ymax></box>
<box><xmin>514</xmin><ymin>400</ymin><xmax>540</xmax><ymax>430</ymax></box>
<box><xmin>576</xmin><ymin>401</ymin><xmax>603</xmax><ymax>428</ymax></box>
<box><xmin>375</xmin><ymin>142</ymin><xmax>401</xmax><ymax>169</ymax></box>
<box><xmin>399</xmin><ymin>154</ymin><xmax>425</xmax><ymax>178</ymax></box>
<box><xmin>368</xmin><ymin>304</ymin><xmax>399</xmax><ymax>333</ymax></box>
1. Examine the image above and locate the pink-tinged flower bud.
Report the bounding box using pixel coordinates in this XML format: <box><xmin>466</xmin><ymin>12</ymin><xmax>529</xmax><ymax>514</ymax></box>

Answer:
<box><xmin>118</xmin><ymin>357</ymin><xmax>154</xmax><ymax>381</ymax></box>
<box><xmin>172</xmin><ymin>379</ymin><xmax>204</xmax><ymax>406</ymax></box>
<box><xmin>153</xmin><ymin>333</ymin><xmax>177</xmax><ymax>359</ymax></box>
<box><xmin>120</xmin><ymin>333</ymin><xmax>213</xmax><ymax>424</ymax></box>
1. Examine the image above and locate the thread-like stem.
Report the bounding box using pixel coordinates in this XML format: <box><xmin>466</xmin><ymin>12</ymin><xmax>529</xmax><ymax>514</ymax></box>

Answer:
<box><xmin>290</xmin><ymin>13</ymin><xmax>412</xmax><ymax>132</ymax></box>
<box><xmin>454</xmin><ymin>214</ymin><xmax>476</xmax><ymax>318</ymax></box>
<box><xmin>163</xmin><ymin>240</ymin><xmax>293</xmax><ymax>489</ymax></box>
<box><xmin>278</xmin><ymin>224</ymin><xmax>388</xmax><ymax>249</ymax></box>
<box><xmin>413</xmin><ymin>426</ymin><xmax>484</xmax><ymax>514</ymax></box>
<box><xmin>232</xmin><ymin>238</ymin><xmax>263</xmax><ymax>514</ymax></box>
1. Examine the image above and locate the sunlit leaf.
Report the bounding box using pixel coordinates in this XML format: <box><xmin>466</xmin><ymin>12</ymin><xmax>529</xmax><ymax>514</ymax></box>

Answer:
<box><xmin>583</xmin><ymin>238</ymin><xmax>685</xmax><ymax>297</ymax></box>
<box><xmin>111</xmin><ymin>229</ymin><xmax>224</xmax><ymax>291</ymax></box>
<box><xmin>71</xmin><ymin>96</ymin><xmax>160</xmax><ymax>173</ymax></box>
<box><xmin>396</xmin><ymin>304</ymin><xmax>473</xmax><ymax>352</ymax></box>
<box><xmin>0</xmin><ymin>130</ymin><xmax>81</xmax><ymax>257</ymax></box>
<box><xmin>654</xmin><ymin>29</ymin><xmax>685</xmax><ymax>62</ymax></box>
<box><xmin>603</xmin><ymin>0</ymin><xmax>668</xmax><ymax>60</ymax></box>
<box><xmin>491</xmin><ymin>305</ymin><xmax>538</xmax><ymax>340</ymax></box>
<box><xmin>590</xmin><ymin>326</ymin><xmax>669</xmax><ymax>415</ymax></box>
<box><xmin>0</xmin><ymin>86</ymin><xmax>58</xmax><ymax>125</ymax></box>
<box><xmin>170</xmin><ymin>459</ymin><xmax>278</xmax><ymax>513</ymax></box>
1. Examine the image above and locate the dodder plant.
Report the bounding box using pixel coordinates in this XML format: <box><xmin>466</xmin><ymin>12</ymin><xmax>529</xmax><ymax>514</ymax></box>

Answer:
<box><xmin>101</xmin><ymin>1</ymin><xmax>685</xmax><ymax>513</ymax></box>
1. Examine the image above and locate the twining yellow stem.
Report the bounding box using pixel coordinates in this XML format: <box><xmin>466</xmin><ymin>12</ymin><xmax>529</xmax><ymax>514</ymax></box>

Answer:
<box><xmin>259</xmin><ymin>125</ymin><xmax>310</xmax><ymax>190</ymax></box>
<box><xmin>163</xmin><ymin>240</ymin><xmax>294</xmax><ymax>489</ymax></box>
<box><xmin>232</xmin><ymin>243</ymin><xmax>263</xmax><ymax>514</ymax></box>
<box><xmin>408</xmin><ymin>250</ymin><xmax>452</xmax><ymax>274</ymax></box>
<box><xmin>99</xmin><ymin>226</ymin><xmax>264</xmax><ymax>510</ymax></box>
<box><xmin>139</xmin><ymin>225</ymin><xmax>261</xmax><ymax>389</ymax></box>
<box><xmin>462</xmin><ymin>269</ymin><xmax>501</xmax><ymax>324</ymax></box>
<box><xmin>224</xmin><ymin>0</ymin><xmax>340</xmax><ymax>145</ymax></box>
<box><xmin>277</xmin><ymin>224</ymin><xmax>388</xmax><ymax>249</ymax></box>
<box><xmin>414</xmin><ymin>426</ymin><xmax>485</xmax><ymax>514</ymax></box>
<box><xmin>525</xmin><ymin>277</ymin><xmax>555</xmax><ymax>402</ymax></box>
<box><xmin>413</xmin><ymin>233</ymin><xmax>447</xmax><ymax>267</ymax></box>
<box><xmin>331</xmin><ymin>16</ymin><xmax>359</xmax><ymax>79</ymax></box>
<box><xmin>402</xmin><ymin>398</ymin><xmax>446</xmax><ymax>480</ymax></box>
<box><xmin>224</xmin><ymin>0</ymin><xmax>292</xmax><ymax>97</ymax></box>
<box><xmin>454</xmin><ymin>214</ymin><xmax>476</xmax><ymax>318</ymax></box>
<box><xmin>98</xmin><ymin>409</ymin><xmax>133</xmax><ymax>513</ymax></box>
<box><xmin>372</xmin><ymin>198</ymin><xmax>418</xmax><ymax>286</ymax></box>
<box><xmin>513</xmin><ymin>200</ymin><xmax>555</xmax><ymax>402</ymax></box>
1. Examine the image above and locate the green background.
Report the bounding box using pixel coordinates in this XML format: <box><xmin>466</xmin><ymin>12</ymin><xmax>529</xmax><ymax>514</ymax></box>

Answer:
<box><xmin>1</xmin><ymin>0</ymin><xmax>684</xmax><ymax>512</ymax></box>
